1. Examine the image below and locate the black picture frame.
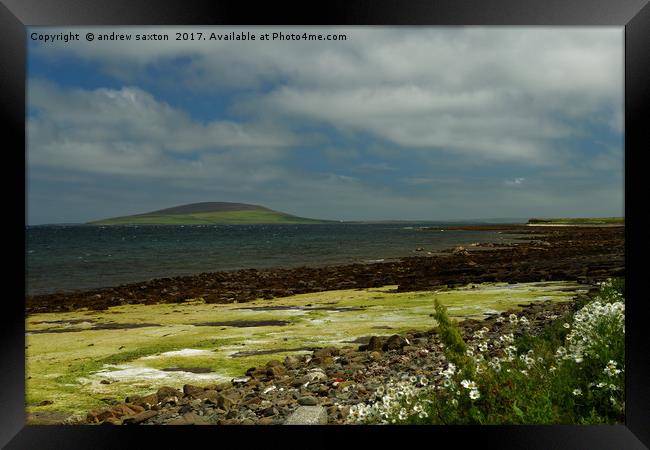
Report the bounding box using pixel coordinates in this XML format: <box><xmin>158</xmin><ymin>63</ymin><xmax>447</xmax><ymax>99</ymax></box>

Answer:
<box><xmin>2</xmin><ymin>0</ymin><xmax>648</xmax><ymax>448</ymax></box>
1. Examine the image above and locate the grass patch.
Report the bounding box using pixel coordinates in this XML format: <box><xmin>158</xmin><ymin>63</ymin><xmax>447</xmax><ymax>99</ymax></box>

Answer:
<box><xmin>26</xmin><ymin>281</ymin><xmax>585</xmax><ymax>418</ymax></box>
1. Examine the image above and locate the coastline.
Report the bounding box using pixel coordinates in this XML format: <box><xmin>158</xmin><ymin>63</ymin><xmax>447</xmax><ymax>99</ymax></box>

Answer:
<box><xmin>25</xmin><ymin>224</ymin><xmax>624</xmax><ymax>425</ymax></box>
<box><xmin>26</xmin><ymin>224</ymin><xmax>624</xmax><ymax>315</ymax></box>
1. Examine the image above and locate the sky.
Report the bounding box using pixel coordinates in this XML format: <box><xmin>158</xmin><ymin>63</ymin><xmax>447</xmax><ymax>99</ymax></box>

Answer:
<box><xmin>27</xmin><ymin>27</ymin><xmax>624</xmax><ymax>225</ymax></box>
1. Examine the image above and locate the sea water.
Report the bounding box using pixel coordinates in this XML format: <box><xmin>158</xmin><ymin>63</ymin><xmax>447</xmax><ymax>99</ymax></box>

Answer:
<box><xmin>26</xmin><ymin>223</ymin><xmax>519</xmax><ymax>295</ymax></box>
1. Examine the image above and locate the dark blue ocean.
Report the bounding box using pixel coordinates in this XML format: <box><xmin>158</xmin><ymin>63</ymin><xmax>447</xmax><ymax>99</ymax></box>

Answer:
<box><xmin>26</xmin><ymin>223</ymin><xmax>521</xmax><ymax>295</ymax></box>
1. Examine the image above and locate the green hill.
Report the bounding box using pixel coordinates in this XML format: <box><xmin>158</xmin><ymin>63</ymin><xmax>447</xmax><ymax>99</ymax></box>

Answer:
<box><xmin>89</xmin><ymin>202</ymin><xmax>330</xmax><ymax>225</ymax></box>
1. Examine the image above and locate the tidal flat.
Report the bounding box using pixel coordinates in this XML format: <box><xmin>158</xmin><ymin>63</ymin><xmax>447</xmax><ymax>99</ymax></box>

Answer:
<box><xmin>26</xmin><ymin>281</ymin><xmax>585</xmax><ymax>420</ymax></box>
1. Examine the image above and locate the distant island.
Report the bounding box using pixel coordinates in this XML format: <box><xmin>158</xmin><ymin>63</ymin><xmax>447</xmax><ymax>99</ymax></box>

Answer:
<box><xmin>89</xmin><ymin>202</ymin><xmax>332</xmax><ymax>225</ymax></box>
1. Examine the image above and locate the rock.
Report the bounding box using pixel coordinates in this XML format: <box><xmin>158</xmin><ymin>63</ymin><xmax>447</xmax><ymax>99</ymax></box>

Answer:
<box><xmin>246</xmin><ymin>367</ymin><xmax>269</xmax><ymax>380</ymax></box>
<box><xmin>111</xmin><ymin>404</ymin><xmax>138</xmax><ymax>418</ymax></box>
<box><xmin>178</xmin><ymin>404</ymin><xmax>193</xmax><ymax>415</ymax></box>
<box><xmin>369</xmin><ymin>351</ymin><xmax>382</xmax><ymax>361</ymax></box>
<box><xmin>266</xmin><ymin>365</ymin><xmax>287</xmax><ymax>379</ymax></box>
<box><xmin>311</xmin><ymin>356</ymin><xmax>334</xmax><ymax>366</ymax></box>
<box><xmin>284</xmin><ymin>355</ymin><xmax>301</xmax><ymax>369</ymax></box>
<box><xmin>167</xmin><ymin>411</ymin><xmax>210</xmax><ymax>425</ymax></box>
<box><xmin>383</xmin><ymin>334</ymin><xmax>408</xmax><ymax>351</ymax></box>
<box><xmin>126</xmin><ymin>404</ymin><xmax>145</xmax><ymax>414</ymax></box>
<box><xmin>124</xmin><ymin>394</ymin><xmax>142</xmax><ymax>404</ymax></box>
<box><xmin>87</xmin><ymin>408</ymin><xmax>115</xmax><ymax>423</ymax></box>
<box><xmin>202</xmin><ymin>390</ymin><xmax>220</xmax><ymax>403</ymax></box>
<box><xmin>298</xmin><ymin>396</ymin><xmax>318</xmax><ymax>406</ymax></box>
<box><xmin>285</xmin><ymin>406</ymin><xmax>328</xmax><ymax>425</ymax></box>
<box><xmin>242</xmin><ymin>396</ymin><xmax>262</xmax><ymax>407</ymax></box>
<box><xmin>136</xmin><ymin>393</ymin><xmax>159</xmax><ymax>408</ymax></box>
<box><xmin>216</xmin><ymin>392</ymin><xmax>240</xmax><ymax>411</ymax></box>
<box><xmin>183</xmin><ymin>384</ymin><xmax>205</xmax><ymax>397</ymax></box>
<box><xmin>260</xmin><ymin>406</ymin><xmax>278</xmax><ymax>417</ymax></box>
<box><xmin>306</xmin><ymin>369</ymin><xmax>328</xmax><ymax>382</ymax></box>
<box><xmin>156</xmin><ymin>387</ymin><xmax>182</xmax><ymax>402</ymax></box>
<box><xmin>265</xmin><ymin>359</ymin><xmax>283</xmax><ymax>368</ymax></box>
<box><xmin>336</xmin><ymin>381</ymin><xmax>355</xmax><ymax>391</ymax></box>
<box><xmin>257</xmin><ymin>417</ymin><xmax>274</xmax><ymax>425</ymax></box>
<box><xmin>123</xmin><ymin>410</ymin><xmax>158</xmax><ymax>424</ymax></box>
<box><xmin>102</xmin><ymin>417</ymin><xmax>123</xmax><ymax>425</ymax></box>
<box><xmin>241</xmin><ymin>418</ymin><xmax>256</xmax><ymax>425</ymax></box>
<box><xmin>363</xmin><ymin>336</ymin><xmax>384</xmax><ymax>352</ymax></box>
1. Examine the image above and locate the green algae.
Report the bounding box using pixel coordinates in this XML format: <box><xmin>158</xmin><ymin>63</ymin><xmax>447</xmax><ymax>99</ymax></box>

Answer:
<box><xmin>26</xmin><ymin>281</ymin><xmax>585</xmax><ymax>419</ymax></box>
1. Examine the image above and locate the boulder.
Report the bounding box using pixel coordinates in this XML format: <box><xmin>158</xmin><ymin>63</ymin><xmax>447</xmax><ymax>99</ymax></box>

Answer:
<box><xmin>361</xmin><ymin>336</ymin><xmax>385</xmax><ymax>352</ymax></box>
<box><xmin>285</xmin><ymin>406</ymin><xmax>328</xmax><ymax>425</ymax></box>
<box><xmin>183</xmin><ymin>384</ymin><xmax>205</xmax><ymax>398</ymax></box>
<box><xmin>216</xmin><ymin>392</ymin><xmax>241</xmax><ymax>411</ymax></box>
<box><xmin>383</xmin><ymin>335</ymin><xmax>408</xmax><ymax>351</ymax></box>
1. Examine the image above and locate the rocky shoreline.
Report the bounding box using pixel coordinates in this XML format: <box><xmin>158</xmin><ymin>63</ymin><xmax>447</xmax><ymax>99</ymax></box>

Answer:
<box><xmin>77</xmin><ymin>298</ymin><xmax>580</xmax><ymax>425</ymax></box>
<box><xmin>27</xmin><ymin>224</ymin><xmax>624</xmax><ymax>425</ymax></box>
<box><xmin>26</xmin><ymin>225</ymin><xmax>624</xmax><ymax>314</ymax></box>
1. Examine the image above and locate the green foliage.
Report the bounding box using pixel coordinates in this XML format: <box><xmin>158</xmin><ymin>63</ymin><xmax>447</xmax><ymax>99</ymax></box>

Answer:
<box><xmin>433</xmin><ymin>298</ymin><xmax>467</xmax><ymax>357</ymax></box>
<box><xmin>349</xmin><ymin>279</ymin><xmax>625</xmax><ymax>425</ymax></box>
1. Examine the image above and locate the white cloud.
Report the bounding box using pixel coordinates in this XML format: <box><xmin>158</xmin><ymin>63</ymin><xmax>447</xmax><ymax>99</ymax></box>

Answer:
<box><xmin>28</xmin><ymin>80</ymin><xmax>297</xmax><ymax>182</ymax></box>
<box><xmin>27</xmin><ymin>27</ymin><xmax>624</xmax><ymax>222</ymax></box>
<box><xmin>30</xmin><ymin>27</ymin><xmax>623</xmax><ymax>166</ymax></box>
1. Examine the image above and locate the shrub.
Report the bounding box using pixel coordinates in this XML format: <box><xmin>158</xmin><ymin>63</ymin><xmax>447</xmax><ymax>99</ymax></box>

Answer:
<box><xmin>433</xmin><ymin>298</ymin><xmax>467</xmax><ymax>358</ymax></box>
